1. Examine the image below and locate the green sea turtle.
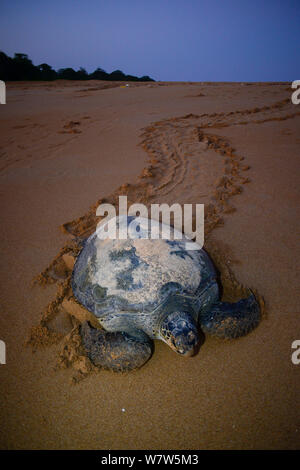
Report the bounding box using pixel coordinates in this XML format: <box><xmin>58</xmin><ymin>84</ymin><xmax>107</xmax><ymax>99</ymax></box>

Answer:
<box><xmin>71</xmin><ymin>215</ymin><xmax>260</xmax><ymax>371</ymax></box>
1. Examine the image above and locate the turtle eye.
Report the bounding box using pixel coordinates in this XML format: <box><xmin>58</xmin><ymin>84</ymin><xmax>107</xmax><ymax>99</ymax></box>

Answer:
<box><xmin>188</xmin><ymin>331</ymin><xmax>196</xmax><ymax>342</ymax></box>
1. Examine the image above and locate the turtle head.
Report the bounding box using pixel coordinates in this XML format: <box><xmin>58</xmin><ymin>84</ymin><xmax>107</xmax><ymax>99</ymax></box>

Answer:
<box><xmin>159</xmin><ymin>310</ymin><xmax>199</xmax><ymax>357</ymax></box>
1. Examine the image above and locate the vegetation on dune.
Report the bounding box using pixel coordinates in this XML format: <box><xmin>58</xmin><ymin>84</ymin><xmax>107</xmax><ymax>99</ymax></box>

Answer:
<box><xmin>0</xmin><ymin>51</ymin><xmax>155</xmax><ymax>82</ymax></box>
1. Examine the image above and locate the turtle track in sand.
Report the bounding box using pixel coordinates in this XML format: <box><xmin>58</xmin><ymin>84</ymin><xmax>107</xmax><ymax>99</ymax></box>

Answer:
<box><xmin>28</xmin><ymin>96</ymin><xmax>299</xmax><ymax>380</ymax></box>
<box><xmin>59</xmin><ymin>96</ymin><xmax>299</xmax><ymax>238</ymax></box>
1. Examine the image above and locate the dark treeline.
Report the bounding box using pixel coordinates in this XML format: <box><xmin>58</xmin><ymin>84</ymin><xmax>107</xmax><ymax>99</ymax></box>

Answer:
<box><xmin>0</xmin><ymin>51</ymin><xmax>155</xmax><ymax>82</ymax></box>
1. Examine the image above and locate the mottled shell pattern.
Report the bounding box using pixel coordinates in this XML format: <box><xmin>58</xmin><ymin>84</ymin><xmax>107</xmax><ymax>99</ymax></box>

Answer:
<box><xmin>72</xmin><ymin>216</ymin><xmax>218</xmax><ymax>338</ymax></box>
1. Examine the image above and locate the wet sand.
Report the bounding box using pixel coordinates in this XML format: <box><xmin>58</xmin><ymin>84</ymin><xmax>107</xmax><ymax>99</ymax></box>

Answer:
<box><xmin>0</xmin><ymin>80</ymin><xmax>299</xmax><ymax>449</ymax></box>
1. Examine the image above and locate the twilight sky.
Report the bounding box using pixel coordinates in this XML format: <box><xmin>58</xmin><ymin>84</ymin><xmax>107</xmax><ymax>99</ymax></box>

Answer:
<box><xmin>0</xmin><ymin>0</ymin><xmax>299</xmax><ymax>81</ymax></box>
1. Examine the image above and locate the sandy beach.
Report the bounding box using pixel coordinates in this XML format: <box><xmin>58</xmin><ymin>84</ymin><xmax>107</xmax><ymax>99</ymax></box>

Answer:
<box><xmin>0</xmin><ymin>80</ymin><xmax>299</xmax><ymax>449</ymax></box>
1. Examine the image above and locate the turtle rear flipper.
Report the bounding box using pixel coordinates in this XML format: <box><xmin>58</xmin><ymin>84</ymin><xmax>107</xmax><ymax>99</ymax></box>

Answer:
<box><xmin>80</xmin><ymin>322</ymin><xmax>153</xmax><ymax>372</ymax></box>
<box><xmin>199</xmin><ymin>293</ymin><xmax>261</xmax><ymax>339</ymax></box>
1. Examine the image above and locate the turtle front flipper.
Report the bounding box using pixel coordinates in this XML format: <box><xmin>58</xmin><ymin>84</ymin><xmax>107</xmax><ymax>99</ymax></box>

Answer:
<box><xmin>199</xmin><ymin>293</ymin><xmax>261</xmax><ymax>339</ymax></box>
<box><xmin>80</xmin><ymin>322</ymin><xmax>153</xmax><ymax>372</ymax></box>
